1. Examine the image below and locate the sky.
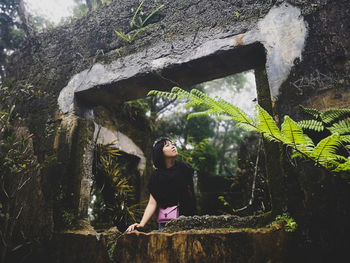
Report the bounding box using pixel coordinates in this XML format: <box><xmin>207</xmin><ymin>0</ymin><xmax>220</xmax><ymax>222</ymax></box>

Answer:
<box><xmin>205</xmin><ymin>71</ymin><xmax>257</xmax><ymax>117</ymax></box>
<box><xmin>25</xmin><ymin>0</ymin><xmax>76</xmax><ymax>24</ymax></box>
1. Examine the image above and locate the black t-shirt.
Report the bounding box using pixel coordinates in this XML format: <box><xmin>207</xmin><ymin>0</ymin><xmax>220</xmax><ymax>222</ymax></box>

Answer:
<box><xmin>148</xmin><ymin>161</ymin><xmax>196</xmax><ymax>216</ymax></box>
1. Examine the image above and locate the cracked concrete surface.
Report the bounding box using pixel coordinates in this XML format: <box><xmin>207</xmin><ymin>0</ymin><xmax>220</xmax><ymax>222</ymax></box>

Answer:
<box><xmin>58</xmin><ymin>2</ymin><xmax>307</xmax><ymax>113</ymax></box>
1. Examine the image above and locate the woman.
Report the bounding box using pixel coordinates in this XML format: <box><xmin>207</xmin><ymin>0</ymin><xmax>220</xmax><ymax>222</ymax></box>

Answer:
<box><xmin>126</xmin><ymin>138</ymin><xmax>196</xmax><ymax>231</ymax></box>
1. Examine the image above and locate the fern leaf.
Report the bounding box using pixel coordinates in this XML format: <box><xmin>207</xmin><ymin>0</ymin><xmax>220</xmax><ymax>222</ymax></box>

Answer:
<box><xmin>172</xmin><ymin>87</ymin><xmax>256</xmax><ymax>130</ymax></box>
<box><xmin>256</xmin><ymin>105</ymin><xmax>282</xmax><ymax>142</ymax></box>
<box><xmin>341</xmin><ymin>135</ymin><xmax>350</xmax><ymax>144</ymax></box>
<box><xmin>216</xmin><ymin>98</ymin><xmax>255</xmax><ymax>127</ymax></box>
<box><xmin>190</xmin><ymin>89</ymin><xmax>226</xmax><ymax>114</ymax></box>
<box><xmin>299</xmin><ymin>105</ymin><xmax>320</xmax><ymax>119</ymax></box>
<box><xmin>297</xmin><ymin>120</ymin><xmax>324</xmax><ymax>132</ymax></box>
<box><xmin>187</xmin><ymin>109</ymin><xmax>220</xmax><ymax>119</ymax></box>
<box><xmin>327</xmin><ymin>120</ymin><xmax>350</xmax><ymax>135</ymax></box>
<box><xmin>291</xmin><ymin>150</ymin><xmax>308</xmax><ymax>160</ymax></box>
<box><xmin>281</xmin><ymin>116</ymin><xmax>314</xmax><ymax>153</ymax></box>
<box><xmin>320</xmin><ymin>108</ymin><xmax>350</xmax><ymax>124</ymax></box>
<box><xmin>172</xmin><ymin>87</ymin><xmax>207</xmax><ymax>107</ymax></box>
<box><xmin>147</xmin><ymin>90</ymin><xmax>179</xmax><ymax>100</ymax></box>
<box><xmin>331</xmin><ymin>159</ymin><xmax>350</xmax><ymax>175</ymax></box>
<box><xmin>311</xmin><ymin>133</ymin><xmax>342</xmax><ymax>165</ymax></box>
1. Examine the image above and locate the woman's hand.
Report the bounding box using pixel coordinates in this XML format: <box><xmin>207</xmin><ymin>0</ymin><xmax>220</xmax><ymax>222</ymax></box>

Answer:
<box><xmin>125</xmin><ymin>194</ymin><xmax>157</xmax><ymax>232</ymax></box>
<box><xmin>125</xmin><ymin>223</ymin><xmax>144</xmax><ymax>232</ymax></box>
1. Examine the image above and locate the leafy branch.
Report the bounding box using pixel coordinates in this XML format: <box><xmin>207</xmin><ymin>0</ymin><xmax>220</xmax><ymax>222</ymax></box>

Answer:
<box><xmin>148</xmin><ymin>87</ymin><xmax>350</xmax><ymax>177</ymax></box>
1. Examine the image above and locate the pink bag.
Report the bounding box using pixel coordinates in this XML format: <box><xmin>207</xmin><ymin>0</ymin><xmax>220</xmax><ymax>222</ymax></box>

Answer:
<box><xmin>157</xmin><ymin>205</ymin><xmax>179</xmax><ymax>223</ymax></box>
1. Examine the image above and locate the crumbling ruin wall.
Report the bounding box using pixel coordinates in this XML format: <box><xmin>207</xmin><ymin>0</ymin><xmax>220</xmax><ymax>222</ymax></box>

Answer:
<box><xmin>4</xmin><ymin>0</ymin><xmax>350</xmax><ymax>261</ymax></box>
<box><xmin>277</xmin><ymin>0</ymin><xmax>350</xmax><ymax>117</ymax></box>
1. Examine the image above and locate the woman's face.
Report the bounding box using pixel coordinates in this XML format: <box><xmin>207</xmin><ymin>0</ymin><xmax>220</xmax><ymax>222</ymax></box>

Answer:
<box><xmin>162</xmin><ymin>140</ymin><xmax>178</xmax><ymax>158</ymax></box>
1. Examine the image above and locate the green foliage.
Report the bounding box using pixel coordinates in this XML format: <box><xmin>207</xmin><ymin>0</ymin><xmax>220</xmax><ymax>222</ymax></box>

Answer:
<box><xmin>0</xmin><ymin>104</ymin><xmax>49</xmax><ymax>262</ymax></box>
<box><xmin>114</xmin><ymin>0</ymin><xmax>164</xmax><ymax>44</ymax></box>
<box><xmin>297</xmin><ymin>120</ymin><xmax>324</xmax><ymax>132</ymax></box>
<box><xmin>178</xmin><ymin>138</ymin><xmax>218</xmax><ymax>176</ymax></box>
<box><xmin>310</xmin><ymin>134</ymin><xmax>342</xmax><ymax>165</ymax></box>
<box><xmin>256</xmin><ymin>106</ymin><xmax>282</xmax><ymax>142</ymax></box>
<box><xmin>148</xmin><ymin>88</ymin><xmax>350</xmax><ymax>178</ymax></box>
<box><xmin>328</xmin><ymin>120</ymin><xmax>350</xmax><ymax>135</ymax></box>
<box><xmin>235</xmin><ymin>11</ymin><xmax>240</xmax><ymax>19</ymax></box>
<box><xmin>269</xmin><ymin>213</ymin><xmax>297</xmax><ymax>232</ymax></box>
<box><xmin>297</xmin><ymin>106</ymin><xmax>350</xmax><ymax>165</ymax></box>
<box><xmin>114</xmin><ymin>28</ymin><xmax>145</xmax><ymax>44</ymax></box>
<box><xmin>0</xmin><ymin>0</ymin><xmax>26</xmax><ymax>79</ymax></box>
<box><xmin>320</xmin><ymin>109</ymin><xmax>350</xmax><ymax>125</ymax></box>
<box><xmin>298</xmin><ymin>105</ymin><xmax>350</xmax><ymax>128</ymax></box>
<box><xmin>92</xmin><ymin>141</ymin><xmax>146</xmax><ymax>229</ymax></box>
<box><xmin>298</xmin><ymin>105</ymin><xmax>320</xmax><ymax>119</ymax></box>
<box><xmin>130</xmin><ymin>1</ymin><xmax>164</xmax><ymax>29</ymax></box>
<box><xmin>218</xmin><ymin>195</ymin><xmax>236</xmax><ymax>213</ymax></box>
<box><xmin>62</xmin><ymin>211</ymin><xmax>76</xmax><ymax>228</ymax></box>
<box><xmin>0</xmin><ymin>81</ymin><xmax>46</xmax><ymax>105</ymax></box>
<box><xmin>108</xmin><ymin>243</ymin><xmax>116</xmax><ymax>261</ymax></box>
<box><xmin>281</xmin><ymin>116</ymin><xmax>314</xmax><ymax>154</ymax></box>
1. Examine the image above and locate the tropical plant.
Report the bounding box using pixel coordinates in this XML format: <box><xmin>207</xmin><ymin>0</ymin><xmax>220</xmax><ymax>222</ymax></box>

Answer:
<box><xmin>114</xmin><ymin>0</ymin><xmax>164</xmax><ymax>43</ymax></box>
<box><xmin>129</xmin><ymin>0</ymin><xmax>164</xmax><ymax>29</ymax></box>
<box><xmin>92</xmin><ymin>141</ymin><xmax>146</xmax><ymax>231</ymax></box>
<box><xmin>114</xmin><ymin>28</ymin><xmax>146</xmax><ymax>44</ymax></box>
<box><xmin>0</xmin><ymin>80</ymin><xmax>58</xmax><ymax>263</ymax></box>
<box><xmin>147</xmin><ymin>87</ymin><xmax>350</xmax><ymax>179</ymax></box>
<box><xmin>0</xmin><ymin>106</ymin><xmax>39</xmax><ymax>263</ymax></box>
<box><xmin>268</xmin><ymin>213</ymin><xmax>297</xmax><ymax>232</ymax></box>
<box><xmin>0</xmin><ymin>0</ymin><xmax>26</xmax><ymax>80</ymax></box>
<box><xmin>298</xmin><ymin>105</ymin><xmax>350</xmax><ymax>146</ymax></box>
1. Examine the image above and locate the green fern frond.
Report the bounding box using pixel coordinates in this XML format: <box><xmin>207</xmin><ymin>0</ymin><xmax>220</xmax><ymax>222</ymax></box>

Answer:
<box><xmin>190</xmin><ymin>89</ymin><xmax>256</xmax><ymax>131</ymax></box>
<box><xmin>327</xmin><ymin>120</ymin><xmax>350</xmax><ymax>135</ymax></box>
<box><xmin>299</xmin><ymin>105</ymin><xmax>320</xmax><ymax>119</ymax></box>
<box><xmin>256</xmin><ymin>105</ymin><xmax>282</xmax><ymax>142</ymax></box>
<box><xmin>297</xmin><ymin>120</ymin><xmax>324</xmax><ymax>132</ymax></box>
<box><xmin>188</xmin><ymin>109</ymin><xmax>221</xmax><ymax>119</ymax></box>
<box><xmin>311</xmin><ymin>133</ymin><xmax>342</xmax><ymax>165</ymax></box>
<box><xmin>340</xmin><ymin>135</ymin><xmax>350</xmax><ymax>144</ymax></box>
<box><xmin>320</xmin><ymin>108</ymin><xmax>350</xmax><ymax>124</ymax></box>
<box><xmin>291</xmin><ymin>150</ymin><xmax>308</xmax><ymax>160</ymax></box>
<box><xmin>332</xmin><ymin>155</ymin><xmax>349</xmax><ymax>162</ymax></box>
<box><xmin>172</xmin><ymin>87</ymin><xmax>208</xmax><ymax>106</ymax></box>
<box><xmin>216</xmin><ymin>98</ymin><xmax>255</xmax><ymax>127</ymax></box>
<box><xmin>190</xmin><ymin>89</ymin><xmax>226</xmax><ymax>114</ymax></box>
<box><xmin>149</xmin><ymin>87</ymin><xmax>256</xmax><ymax>130</ymax></box>
<box><xmin>331</xmin><ymin>159</ymin><xmax>350</xmax><ymax>175</ymax></box>
<box><xmin>147</xmin><ymin>89</ymin><xmax>180</xmax><ymax>100</ymax></box>
<box><xmin>281</xmin><ymin>116</ymin><xmax>314</xmax><ymax>153</ymax></box>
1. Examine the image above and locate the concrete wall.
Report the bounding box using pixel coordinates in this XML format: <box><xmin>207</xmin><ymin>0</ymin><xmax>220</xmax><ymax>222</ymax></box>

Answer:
<box><xmin>4</xmin><ymin>0</ymin><xmax>350</xmax><ymax>261</ymax></box>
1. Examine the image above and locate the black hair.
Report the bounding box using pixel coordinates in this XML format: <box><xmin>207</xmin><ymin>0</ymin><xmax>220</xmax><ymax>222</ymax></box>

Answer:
<box><xmin>152</xmin><ymin>137</ymin><xmax>172</xmax><ymax>169</ymax></box>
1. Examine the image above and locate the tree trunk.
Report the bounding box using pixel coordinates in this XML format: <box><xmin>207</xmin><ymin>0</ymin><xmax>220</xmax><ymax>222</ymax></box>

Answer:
<box><xmin>254</xmin><ymin>66</ymin><xmax>287</xmax><ymax>216</ymax></box>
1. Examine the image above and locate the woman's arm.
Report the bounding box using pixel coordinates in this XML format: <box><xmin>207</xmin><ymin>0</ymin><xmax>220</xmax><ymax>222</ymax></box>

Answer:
<box><xmin>125</xmin><ymin>194</ymin><xmax>157</xmax><ymax>232</ymax></box>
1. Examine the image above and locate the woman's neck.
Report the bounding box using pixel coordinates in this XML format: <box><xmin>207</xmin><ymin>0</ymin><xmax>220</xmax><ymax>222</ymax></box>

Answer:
<box><xmin>164</xmin><ymin>158</ymin><xmax>176</xmax><ymax>169</ymax></box>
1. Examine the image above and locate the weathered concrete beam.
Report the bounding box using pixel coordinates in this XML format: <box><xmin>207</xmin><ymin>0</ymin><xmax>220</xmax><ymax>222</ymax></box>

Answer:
<box><xmin>94</xmin><ymin>122</ymin><xmax>146</xmax><ymax>174</ymax></box>
<box><xmin>58</xmin><ymin>2</ymin><xmax>307</xmax><ymax>113</ymax></box>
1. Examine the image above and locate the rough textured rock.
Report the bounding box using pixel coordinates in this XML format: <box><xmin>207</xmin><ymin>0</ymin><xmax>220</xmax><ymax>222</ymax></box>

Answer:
<box><xmin>163</xmin><ymin>214</ymin><xmax>268</xmax><ymax>232</ymax></box>
<box><xmin>3</xmin><ymin>0</ymin><xmax>350</xmax><ymax>262</ymax></box>
<box><xmin>48</xmin><ymin>232</ymin><xmax>110</xmax><ymax>263</ymax></box>
<box><xmin>277</xmin><ymin>0</ymin><xmax>350</xmax><ymax>116</ymax></box>
<box><xmin>113</xmin><ymin>223</ymin><xmax>292</xmax><ymax>263</ymax></box>
<box><xmin>56</xmin><ymin>1</ymin><xmax>307</xmax><ymax>113</ymax></box>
